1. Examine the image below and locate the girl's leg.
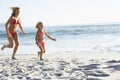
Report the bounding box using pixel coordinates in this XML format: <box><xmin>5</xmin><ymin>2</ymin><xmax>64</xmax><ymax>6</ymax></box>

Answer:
<box><xmin>37</xmin><ymin>43</ymin><xmax>44</xmax><ymax>60</ymax></box>
<box><xmin>1</xmin><ymin>36</ymin><xmax>13</xmax><ymax>50</ymax></box>
<box><xmin>12</xmin><ymin>33</ymin><xmax>19</xmax><ymax>59</ymax></box>
<box><xmin>38</xmin><ymin>45</ymin><xmax>45</xmax><ymax>56</ymax></box>
<box><xmin>42</xmin><ymin>45</ymin><xmax>45</xmax><ymax>53</ymax></box>
<box><xmin>38</xmin><ymin>51</ymin><xmax>43</xmax><ymax>60</ymax></box>
<box><xmin>38</xmin><ymin>51</ymin><xmax>40</xmax><ymax>57</ymax></box>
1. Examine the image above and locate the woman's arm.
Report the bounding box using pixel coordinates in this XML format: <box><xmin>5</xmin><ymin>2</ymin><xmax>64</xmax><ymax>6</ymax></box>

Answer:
<box><xmin>5</xmin><ymin>17</ymin><xmax>11</xmax><ymax>34</ymax></box>
<box><xmin>5</xmin><ymin>17</ymin><xmax>11</xmax><ymax>37</ymax></box>
<box><xmin>18</xmin><ymin>19</ymin><xmax>26</xmax><ymax>34</ymax></box>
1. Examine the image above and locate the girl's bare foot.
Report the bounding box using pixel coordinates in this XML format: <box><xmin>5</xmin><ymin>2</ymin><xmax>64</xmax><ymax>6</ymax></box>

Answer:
<box><xmin>1</xmin><ymin>45</ymin><xmax>6</xmax><ymax>50</ymax></box>
<box><xmin>40</xmin><ymin>58</ymin><xmax>43</xmax><ymax>60</ymax></box>
<box><xmin>38</xmin><ymin>52</ymin><xmax>40</xmax><ymax>57</ymax></box>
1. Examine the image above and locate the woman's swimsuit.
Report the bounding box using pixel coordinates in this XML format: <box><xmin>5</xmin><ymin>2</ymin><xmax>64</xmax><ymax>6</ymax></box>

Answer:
<box><xmin>12</xmin><ymin>17</ymin><xmax>20</xmax><ymax>25</ymax></box>
<box><xmin>10</xmin><ymin>31</ymin><xmax>17</xmax><ymax>36</ymax></box>
<box><xmin>10</xmin><ymin>18</ymin><xmax>19</xmax><ymax>36</ymax></box>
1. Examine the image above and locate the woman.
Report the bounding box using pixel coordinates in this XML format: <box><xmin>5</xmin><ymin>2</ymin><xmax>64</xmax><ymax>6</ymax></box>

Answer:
<box><xmin>1</xmin><ymin>7</ymin><xmax>26</xmax><ymax>59</ymax></box>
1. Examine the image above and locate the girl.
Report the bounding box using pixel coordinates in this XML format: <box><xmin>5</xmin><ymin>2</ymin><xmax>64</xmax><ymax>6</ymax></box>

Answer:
<box><xmin>35</xmin><ymin>22</ymin><xmax>56</xmax><ymax>60</ymax></box>
<box><xmin>1</xmin><ymin>7</ymin><xmax>26</xmax><ymax>59</ymax></box>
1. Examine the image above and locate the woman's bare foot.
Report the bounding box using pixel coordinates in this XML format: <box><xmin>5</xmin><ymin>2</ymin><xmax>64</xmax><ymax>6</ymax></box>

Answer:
<box><xmin>1</xmin><ymin>45</ymin><xmax>6</xmax><ymax>50</ymax></box>
<box><xmin>12</xmin><ymin>57</ymin><xmax>17</xmax><ymax>60</ymax></box>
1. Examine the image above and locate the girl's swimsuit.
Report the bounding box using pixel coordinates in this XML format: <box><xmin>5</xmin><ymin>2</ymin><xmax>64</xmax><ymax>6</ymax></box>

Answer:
<box><xmin>37</xmin><ymin>41</ymin><xmax>44</xmax><ymax>47</ymax></box>
<box><xmin>37</xmin><ymin>32</ymin><xmax>44</xmax><ymax>47</ymax></box>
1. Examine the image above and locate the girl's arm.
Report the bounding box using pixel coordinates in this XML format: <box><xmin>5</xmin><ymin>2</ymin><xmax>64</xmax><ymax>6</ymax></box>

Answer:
<box><xmin>18</xmin><ymin>19</ymin><xmax>26</xmax><ymax>34</ymax></box>
<box><xmin>44</xmin><ymin>30</ymin><xmax>56</xmax><ymax>41</ymax></box>
<box><xmin>35</xmin><ymin>31</ymin><xmax>38</xmax><ymax>43</ymax></box>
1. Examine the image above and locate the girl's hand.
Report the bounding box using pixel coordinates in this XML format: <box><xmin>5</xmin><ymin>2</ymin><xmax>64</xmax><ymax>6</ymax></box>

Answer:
<box><xmin>52</xmin><ymin>38</ymin><xmax>56</xmax><ymax>41</ymax></box>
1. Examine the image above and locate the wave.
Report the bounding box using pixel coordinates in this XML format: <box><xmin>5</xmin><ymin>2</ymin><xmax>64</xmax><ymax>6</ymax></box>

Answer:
<box><xmin>0</xmin><ymin>25</ymin><xmax>120</xmax><ymax>38</ymax></box>
<box><xmin>93</xmin><ymin>44</ymin><xmax>120</xmax><ymax>53</ymax></box>
<box><xmin>1</xmin><ymin>24</ymin><xmax>120</xmax><ymax>54</ymax></box>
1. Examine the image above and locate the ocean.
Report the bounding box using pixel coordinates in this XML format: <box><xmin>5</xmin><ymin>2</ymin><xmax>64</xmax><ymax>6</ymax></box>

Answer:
<box><xmin>1</xmin><ymin>24</ymin><xmax>120</xmax><ymax>54</ymax></box>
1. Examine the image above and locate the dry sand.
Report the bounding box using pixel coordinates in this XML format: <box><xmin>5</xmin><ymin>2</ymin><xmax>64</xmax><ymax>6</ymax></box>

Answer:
<box><xmin>0</xmin><ymin>52</ymin><xmax>120</xmax><ymax>80</ymax></box>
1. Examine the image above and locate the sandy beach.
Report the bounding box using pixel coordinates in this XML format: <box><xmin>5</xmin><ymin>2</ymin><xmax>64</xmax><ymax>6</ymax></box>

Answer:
<box><xmin>0</xmin><ymin>52</ymin><xmax>120</xmax><ymax>80</ymax></box>
<box><xmin>1</xmin><ymin>0</ymin><xmax>120</xmax><ymax>80</ymax></box>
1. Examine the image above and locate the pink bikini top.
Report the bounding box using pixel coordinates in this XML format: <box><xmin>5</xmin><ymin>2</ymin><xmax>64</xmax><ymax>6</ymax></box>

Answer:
<box><xmin>39</xmin><ymin>32</ymin><xmax>44</xmax><ymax>36</ymax></box>
<box><xmin>12</xmin><ymin>17</ymin><xmax>20</xmax><ymax>24</ymax></box>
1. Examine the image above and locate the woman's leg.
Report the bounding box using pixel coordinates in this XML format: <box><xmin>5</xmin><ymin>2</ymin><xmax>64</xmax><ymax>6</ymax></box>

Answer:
<box><xmin>12</xmin><ymin>33</ymin><xmax>19</xmax><ymax>59</ymax></box>
<box><xmin>1</xmin><ymin>35</ymin><xmax>13</xmax><ymax>50</ymax></box>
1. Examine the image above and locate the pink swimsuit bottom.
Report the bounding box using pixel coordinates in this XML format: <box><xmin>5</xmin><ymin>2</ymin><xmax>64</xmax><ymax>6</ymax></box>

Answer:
<box><xmin>37</xmin><ymin>41</ymin><xmax>44</xmax><ymax>47</ymax></box>
<box><xmin>10</xmin><ymin>32</ymin><xmax>17</xmax><ymax>36</ymax></box>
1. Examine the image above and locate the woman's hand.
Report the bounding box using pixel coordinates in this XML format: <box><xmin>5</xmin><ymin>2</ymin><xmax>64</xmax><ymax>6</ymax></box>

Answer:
<box><xmin>35</xmin><ymin>41</ymin><xmax>38</xmax><ymax>44</ymax></box>
<box><xmin>7</xmin><ymin>32</ymin><xmax>12</xmax><ymax>38</ymax></box>
<box><xmin>23</xmin><ymin>32</ymin><xmax>27</xmax><ymax>35</ymax></box>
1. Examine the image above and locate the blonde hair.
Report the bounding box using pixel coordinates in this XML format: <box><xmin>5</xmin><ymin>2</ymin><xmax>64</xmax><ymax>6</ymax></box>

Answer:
<box><xmin>10</xmin><ymin>7</ymin><xmax>20</xmax><ymax>17</ymax></box>
<box><xmin>36</xmin><ymin>22</ymin><xmax>43</xmax><ymax>29</ymax></box>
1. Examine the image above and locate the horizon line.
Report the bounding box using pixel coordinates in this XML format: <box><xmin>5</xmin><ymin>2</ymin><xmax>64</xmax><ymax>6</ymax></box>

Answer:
<box><xmin>0</xmin><ymin>22</ymin><xmax>120</xmax><ymax>27</ymax></box>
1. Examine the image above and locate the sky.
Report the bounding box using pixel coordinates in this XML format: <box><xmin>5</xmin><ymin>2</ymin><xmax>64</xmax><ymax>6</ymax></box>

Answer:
<box><xmin>0</xmin><ymin>0</ymin><xmax>120</xmax><ymax>27</ymax></box>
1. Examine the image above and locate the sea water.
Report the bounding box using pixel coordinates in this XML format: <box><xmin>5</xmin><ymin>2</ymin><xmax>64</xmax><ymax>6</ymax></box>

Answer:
<box><xmin>1</xmin><ymin>24</ymin><xmax>120</xmax><ymax>54</ymax></box>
